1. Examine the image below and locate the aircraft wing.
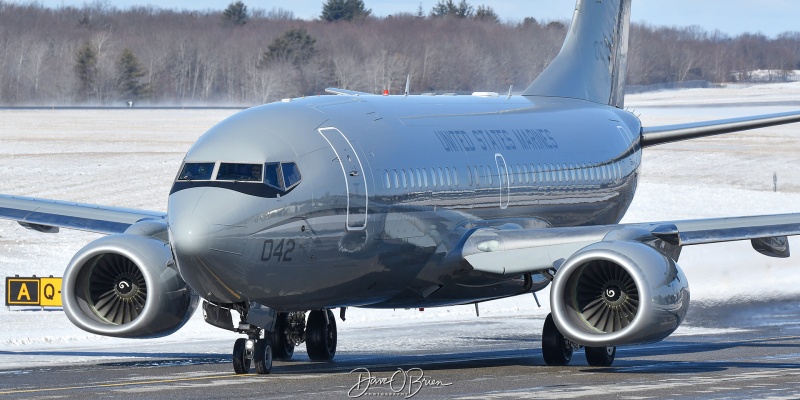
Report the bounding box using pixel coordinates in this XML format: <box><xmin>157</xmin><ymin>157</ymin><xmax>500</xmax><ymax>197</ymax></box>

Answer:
<box><xmin>641</xmin><ymin>110</ymin><xmax>800</xmax><ymax>147</ymax></box>
<box><xmin>0</xmin><ymin>194</ymin><xmax>166</xmax><ymax>235</ymax></box>
<box><xmin>462</xmin><ymin>213</ymin><xmax>800</xmax><ymax>275</ymax></box>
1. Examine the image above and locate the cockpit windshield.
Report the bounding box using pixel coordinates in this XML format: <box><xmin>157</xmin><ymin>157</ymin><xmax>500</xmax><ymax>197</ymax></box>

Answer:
<box><xmin>216</xmin><ymin>163</ymin><xmax>263</xmax><ymax>182</ymax></box>
<box><xmin>177</xmin><ymin>162</ymin><xmax>214</xmax><ymax>181</ymax></box>
<box><xmin>173</xmin><ymin>161</ymin><xmax>301</xmax><ymax>196</ymax></box>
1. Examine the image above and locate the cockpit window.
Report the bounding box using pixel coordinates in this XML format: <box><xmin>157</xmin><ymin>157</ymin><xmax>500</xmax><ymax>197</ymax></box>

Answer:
<box><xmin>282</xmin><ymin>162</ymin><xmax>301</xmax><ymax>189</ymax></box>
<box><xmin>216</xmin><ymin>163</ymin><xmax>263</xmax><ymax>182</ymax></box>
<box><xmin>178</xmin><ymin>162</ymin><xmax>214</xmax><ymax>181</ymax></box>
<box><xmin>264</xmin><ymin>163</ymin><xmax>282</xmax><ymax>189</ymax></box>
<box><xmin>263</xmin><ymin>162</ymin><xmax>302</xmax><ymax>191</ymax></box>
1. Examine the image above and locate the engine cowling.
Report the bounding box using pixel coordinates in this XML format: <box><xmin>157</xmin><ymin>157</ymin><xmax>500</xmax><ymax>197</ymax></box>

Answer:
<box><xmin>62</xmin><ymin>233</ymin><xmax>199</xmax><ymax>338</ymax></box>
<box><xmin>550</xmin><ymin>240</ymin><xmax>689</xmax><ymax>347</ymax></box>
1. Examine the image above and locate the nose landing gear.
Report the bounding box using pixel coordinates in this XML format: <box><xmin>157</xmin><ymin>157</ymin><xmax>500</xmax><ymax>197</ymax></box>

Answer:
<box><xmin>232</xmin><ymin>334</ymin><xmax>273</xmax><ymax>375</ymax></box>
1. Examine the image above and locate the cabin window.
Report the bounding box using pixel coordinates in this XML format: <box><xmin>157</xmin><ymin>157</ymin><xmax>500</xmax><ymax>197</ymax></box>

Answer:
<box><xmin>473</xmin><ymin>166</ymin><xmax>480</xmax><ymax>186</ymax></box>
<box><xmin>178</xmin><ymin>162</ymin><xmax>215</xmax><ymax>181</ymax></box>
<box><xmin>444</xmin><ymin>167</ymin><xmax>451</xmax><ymax>186</ymax></box>
<box><xmin>486</xmin><ymin>165</ymin><xmax>493</xmax><ymax>185</ymax></box>
<box><xmin>383</xmin><ymin>170</ymin><xmax>391</xmax><ymax>189</ymax></box>
<box><xmin>438</xmin><ymin>167</ymin><xmax>445</xmax><ymax>187</ymax></box>
<box><xmin>400</xmin><ymin>169</ymin><xmax>408</xmax><ymax>188</ymax></box>
<box><xmin>408</xmin><ymin>169</ymin><xmax>416</xmax><ymax>188</ymax></box>
<box><xmin>453</xmin><ymin>167</ymin><xmax>459</xmax><ymax>186</ymax></box>
<box><xmin>217</xmin><ymin>163</ymin><xmax>262</xmax><ymax>182</ymax></box>
<box><xmin>393</xmin><ymin>169</ymin><xmax>400</xmax><ymax>189</ymax></box>
<box><xmin>521</xmin><ymin>164</ymin><xmax>529</xmax><ymax>184</ymax></box>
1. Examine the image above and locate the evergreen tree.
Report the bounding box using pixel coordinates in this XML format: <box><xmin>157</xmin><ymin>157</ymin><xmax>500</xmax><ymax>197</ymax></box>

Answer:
<box><xmin>116</xmin><ymin>48</ymin><xmax>150</xmax><ymax>101</ymax></box>
<box><xmin>222</xmin><ymin>1</ymin><xmax>248</xmax><ymax>26</ymax></box>
<box><xmin>430</xmin><ymin>0</ymin><xmax>473</xmax><ymax>18</ymax></box>
<box><xmin>320</xmin><ymin>0</ymin><xmax>371</xmax><ymax>22</ymax></box>
<box><xmin>474</xmin><ymin>5</ymin><xmax>499</xmax><ymax>23</ymax></box>
<box><xmin>74</xmin><ymin>42</ymin><xmax>98</xmax><ymax>102</ymax></box>
<box><xmin>259</xmin><ymin>28</ymin><xmax>317</xmax><ymax>67</ymax></box>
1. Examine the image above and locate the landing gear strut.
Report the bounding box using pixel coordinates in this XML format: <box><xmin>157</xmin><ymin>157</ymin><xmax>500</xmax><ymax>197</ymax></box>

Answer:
<box><xmin>306</xmin><ymin>309</ymin><xmax>337</xmax><ymax>361</ymax></box>
<box><xmin>541</xmin><ymin>313</ymin><xmax>617</xmax><ymax>367</ymax></box>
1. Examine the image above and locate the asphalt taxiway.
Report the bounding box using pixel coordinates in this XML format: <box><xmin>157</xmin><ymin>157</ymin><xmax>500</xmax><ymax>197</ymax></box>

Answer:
<box><xmin>2</xmin><ymin>300</ymin><xmax>800</xmax><ymax>399</ymax></box>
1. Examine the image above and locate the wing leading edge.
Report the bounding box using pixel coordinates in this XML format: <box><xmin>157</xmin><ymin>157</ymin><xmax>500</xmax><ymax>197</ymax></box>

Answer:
<box><xmin>462</xmin><ymin>213</ymin><xmax>800</xmax><ymax>275</ymax></box>
<box><xmin>641</xmin><ymin>110</ymin><xmax>800</xmax><ymax>147</ymax></box>
<box><xmin>0</xmin><ymin>194</ymin><xmax>166</xmax><ymax>235</ymax></box>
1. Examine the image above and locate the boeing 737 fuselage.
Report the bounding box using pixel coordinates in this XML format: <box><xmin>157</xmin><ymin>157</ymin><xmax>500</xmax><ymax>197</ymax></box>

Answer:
<box><xmin>168</xmin><ymin>95</ymin><xmax>641</xmax><ymax>312</ymax></box>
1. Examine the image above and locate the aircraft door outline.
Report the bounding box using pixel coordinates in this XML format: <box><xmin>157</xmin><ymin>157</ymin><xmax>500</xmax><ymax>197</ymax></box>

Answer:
<box><xmin>495</xmin><ymin>153</ymin><xmax>510</xmax><ymax>209</ymax></box>
<box><xmin>318</xmin><ymin>127</ymin><xmax>368</xmax><ymax>231</ymax></box>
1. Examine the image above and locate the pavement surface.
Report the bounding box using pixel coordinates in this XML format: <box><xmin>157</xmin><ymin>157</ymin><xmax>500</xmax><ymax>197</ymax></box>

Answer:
<box><xmin>2</xmin><ymin>300</ymin><xmax>800</xmax><ymax>399</ymax></box>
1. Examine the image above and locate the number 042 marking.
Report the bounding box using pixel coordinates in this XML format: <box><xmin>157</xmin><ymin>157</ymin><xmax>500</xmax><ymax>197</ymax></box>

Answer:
<box><xmin>261</xmin><ymin>239</ymin><xmax>295</xmax><ymax>262</ymax></box>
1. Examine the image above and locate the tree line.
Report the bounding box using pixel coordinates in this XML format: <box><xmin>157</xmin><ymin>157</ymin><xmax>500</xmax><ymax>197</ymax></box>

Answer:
<box><xmin>0</xmin><ymin>1</ymin><xmax>798</xmax><ymax>106</ymax></box>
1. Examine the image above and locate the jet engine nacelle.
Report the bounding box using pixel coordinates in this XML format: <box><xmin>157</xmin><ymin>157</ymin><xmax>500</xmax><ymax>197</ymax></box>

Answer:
<box><xmin>550</xmin><ymin>240</ymin><xmax>689</xmax><ymax>347</ymax></box>
<box><xmin>62</xmin><ymin>233</ymin><xmax>198</xmax><ymax>338</ymax></box>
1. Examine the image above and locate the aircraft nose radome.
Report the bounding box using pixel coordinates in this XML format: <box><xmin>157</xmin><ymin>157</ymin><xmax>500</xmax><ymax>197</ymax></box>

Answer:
<box><xmin>169</xmin><ymin>217</ymin><xmax>209</xmax><ymax>256</ymax></box>
<box><xmin>168</xmin><ymin>188</ymin><xmax>209</xmax><ymax>257</ymax></box>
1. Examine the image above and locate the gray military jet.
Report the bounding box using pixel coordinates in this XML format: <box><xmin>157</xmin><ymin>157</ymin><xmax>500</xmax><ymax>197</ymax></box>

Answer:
<box><xmin>3</xmin><ymin>0</ymin><xmax>800</xmax><ymax>374</ymax></box>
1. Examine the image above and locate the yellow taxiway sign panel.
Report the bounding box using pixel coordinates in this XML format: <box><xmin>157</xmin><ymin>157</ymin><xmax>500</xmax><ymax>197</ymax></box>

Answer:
<box><xmin>39</xmin><ymin>277</ymin><xmax>63</xmax><ymax>307</ymax></box>
<box><xmin>5</xmin><ymin>277</ymin><xmax>62</xmax><ymax>307</ymax></box>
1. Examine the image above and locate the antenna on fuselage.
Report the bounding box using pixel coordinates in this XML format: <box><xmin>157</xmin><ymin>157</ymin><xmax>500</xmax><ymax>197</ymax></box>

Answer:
<box><xmin>404</xmin><ymin>74</ymin><xmax>411</xmax><ymax>97</ymax></box>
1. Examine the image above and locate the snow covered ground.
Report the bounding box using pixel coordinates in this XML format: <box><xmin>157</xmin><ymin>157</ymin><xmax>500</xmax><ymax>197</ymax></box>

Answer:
<box><xmin>2</xmin><ymin>83</ymin><xmax>800</xmax><ymax>369</ymax></box>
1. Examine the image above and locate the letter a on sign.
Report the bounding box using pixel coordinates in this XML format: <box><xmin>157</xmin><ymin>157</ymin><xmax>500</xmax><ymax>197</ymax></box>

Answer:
<box><xmin>17</xmin><ymin>283</ymin><xmax>30</xmax><ymax>301</ymax></box>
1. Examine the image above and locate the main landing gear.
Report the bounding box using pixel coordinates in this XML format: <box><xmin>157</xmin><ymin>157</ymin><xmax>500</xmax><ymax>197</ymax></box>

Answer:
<box><xmin>541</xmin><ymin>313</ymin><xmax>616</xmax><ymax>367</ymax></box>
<box><xmin>231</xmin><ymin>309</ymin><xmax>338</xmax><ymax>374</ymax></box>
<box><xmin>306</xmin><ymin>309</ymin><xmax>337</xmax><ymax>361</ymax></box>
